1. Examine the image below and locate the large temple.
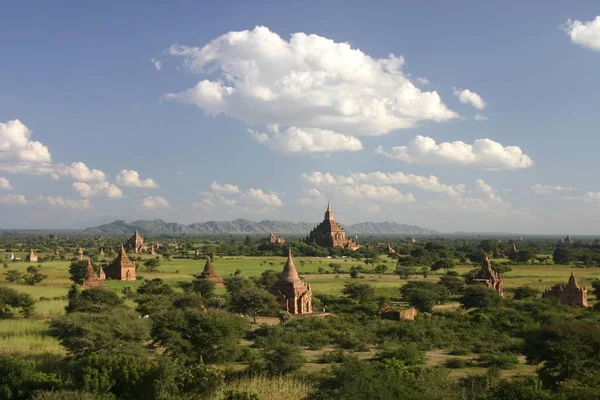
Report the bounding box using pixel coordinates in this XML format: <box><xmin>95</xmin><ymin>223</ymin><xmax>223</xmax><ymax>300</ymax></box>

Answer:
<box><xmin>269</xmin><ymin>249</ymin><xmax>313</xmax><ymax>314</ymax></box>
<box><xmin>471</xmin><ymin>254</ymin><xmax>504</xmax><ymax>297</ymax></box>
<box><xmin>103</xmin><ymin>245</ymin><xmax>137</xmax><ymax>281</ymax></box>
<box><xmin>126</xmin><ymin>230</ymin><xmax>147</xmax><ymax>254</ymax></box>
<box><xmin>542</xmin><ymin>271</ymin><xmax>588</xmax><ymax>307</ymax></box>
<box><xmin>305</xmin><ymin>202</ymin><xmax>361</xmax><ymax>250</ymax></box>
<box><xmin>82</xmin><ymin>257</ymin><xmax>105</xmax><ymax>288</ymax></box>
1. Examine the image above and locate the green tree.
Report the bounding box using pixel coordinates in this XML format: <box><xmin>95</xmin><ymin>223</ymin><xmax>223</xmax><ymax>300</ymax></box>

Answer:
<box><xmin>254</xmin><ymin>269</ymin><xmax>280</xmax><ymax>290</ymax></box>
<box><xmin>0</xmin><ymin>356</ymin><xmax>61</xmax><ymax>400</ymax></box>
<box><xmin>23</xmin><ymin>266</ymin><xmax>48</xmax><ymax>285</ymax></box>
<box><xmin>513</xmin><ymin>286</ymin><xmax>539</xmax><ymax>300</ymax></box>
<box><xmin>400</xmin><ymin>281</ymin><xmax>449</xmax><ymax>312</ymax></box>
<box><xmin>263</xmin><ymin>343</ymin><xmax>305</xmax><ymax>375</ymax></box>
<box><xmin>459</xmin><ymin>286</ymin><xmax>501</xmax><ymax>309</ymax></box>
<box><xmin>179</xmin><ymin>278</ymin><xmax>216</xmax><ymax>299</ymax></box>
<box><xmin>0</xmin><ymin>287</ymin><xmax>34</xmax><ymax>318</ymax></box>
<box><xmin>509</xmin><ymin>249</ymin><xmax>535</xmax><ymax>264</ymax></box>
<box><xmin>66</xmin><ymin>287</ymin><xmax>125</xmax><ymax>314</ymax></box>
<box><xmin>68</xmin><ymin>261</ymin><xmax>89</xmax><ymax>285</ymax></box>
<box><xmin>4</xmin><ymin>269</ymin><xmax>23</xmax><ymax>283</ymax></box>
<box><xmin>341</xmin><ymin>282</ymin><xmax>375</xmax><ymax>304</ymax></box>
<box><xmin>224</xmin><ymin>276</ymin><xmax>256</xmax><ymax>296</ymax></box>
<box><xmin>553</xmin><ymin>247</ymin><xmax>575</xmax><ymax>264</ymax></box>
<box><xmin>431</xmin><ymin>258</ymin><xmax>455</xmax><ymax>272</ymax></box>
<box><xmin>229</xmin><ymin>288</ymin><xmax>279</xmax><ymax>323</ymax></box>
<box><xmin>143</xmin><ymin>257</ymin><xmax>161</xmax><ymax>272</ymax></box>
<box><xmin>438</xmin><ymin>275</ymin><xmax>465</xmax><ymax>296</ymax></box>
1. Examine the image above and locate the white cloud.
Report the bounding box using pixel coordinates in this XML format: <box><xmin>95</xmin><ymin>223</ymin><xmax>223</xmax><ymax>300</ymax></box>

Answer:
<box><xmin>337</xmin><ymin>184</ymin><xmax>415</xmax><ymax>204</ymax></box>
<box><xmin>210</xmin><ymin>181</ymin><xmax>240</xmax><ymax>194</ymax></box>
<box><xmin>0</xmin><ymin>177</ymin><xmax>11</xmax><ymax>190</ymax></box>
<box><xmin>72</xmin><ymin>182</ymin><xmax>123</xmax><ymax>199</ymax></box>
<box><xmin>196</xmin><ymin>181</ymin><xmax>283</xmax><ymax>210</ymax></box>
<box><xmin>52</xmin><ymin>161</ymin><xmax>106</xmax><ymax>182</ymax></box>
<box><xmin>0</xmin><ymin>193</ymin><xmax>92</xmax><ymax>209</ymax></box>
<box><xmin>375</xmin><ymin>135</ymin><xmax>534</xmax><ymax>170</ymax></box>
<box><xmin>416</xmin><ymin>77</ymin><xmax>430</xmax><ymax>85</ymax></box>
<box><xmin>150</xmin><ymin>58</ymin><xmax>163</xmax><ymax>71</ymax></box>
<box><xmin>116</xmin><ymin>170</ymin><xmax>159</xmax><ymax>188</ymax></box>
<box><xmin>562</xmin><ymin>16</ymin><xmax>600</xmax><ymax>51</ymax></box>
<box><xmin>453</xmin><ymin>88</ymin><xmax>486</xmax><ymax>110</ymax></box>
<box><xmin>164</xmin><ymin>26</ymin><xmax>458</xmax><ymax>153</ymax></box>
<box><xmin>474</xmin><ymin>114</ymin><xmax>488</xmax><ymax>122</ymax></box>
<box><xmin>140</xmin><ymin>196</ymin><xmax>170</xmax><ymax>210</ymax></box>
<box><xmin>564</xmin><ymin>192</ymin><xmax>600</xmax><ymax>203</ymax></box>
<box><xmin>248</xmin><ymin>126</ymin><xmax>362</xmax><ymax>153</ymax></box>
<box><xmin>531</xmin><ymin>183</ymin><xmax>575</xmax><ymax>195</ymax></box>
<box><xmin>302</xmin><ymin>171</ymin><xmax>464</xmax><ymax>197</ymax></box>
<box><xmin>0</xmin><ymin>120</ymin><xmax>52</xmax><ymax>174</ymax></box>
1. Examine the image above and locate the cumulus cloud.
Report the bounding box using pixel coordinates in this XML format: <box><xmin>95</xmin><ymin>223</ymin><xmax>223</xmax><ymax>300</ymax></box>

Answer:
<box><xmin>416</xmin><ymin>77</ymin><xmax>430</xmax><ymax>85</ymax></box>
<box><xmin>564</xmin><ymin>192</ymin><xmax>600</xmax><ymax>203</ymax></box>
<box><xmin>72</xmin><ymin>182</ymin><xmax>123</xmax><ymax>199</ymax></box>
<box><xmin>248</xmin><ymin>126</ymin><xmax>362</xmax><ymax>153</ymax></box>
<box><xmin>337</xmin><ymin>184</ymin><xmax>415</xmax><ymax>204</ymax></box>
<box><xmin>562</xmin><ymin>16</ymin><xmax>600</xmax><ymax>51</ymax></box>
<box><xmin>0</xmin><ymin>177</ymin><xmax>11</xmax><ymax>190</ymax></box>
<box><xmin>52</xmin><ymin>161</ymin><xmax>106</xmax><ymax>182</ymax></box>
<box><xmin>453</xmin><ymin>88</ymin><xmax>486</xmax><ymax>110</ymax></box>
<box><xmin>150</xmin><ymin>58</ymin><xmax>163</xmax><ymax>71</ymax></box>
<box><xmin>195</xmin><ymin>181</ymin><xmax>283</xmax><ymax>211</ymax></box>
<box><xmin>531</xmin><ymin>183</ymin><xmax>575</xmax><ymax>195</ymax></box>
<box><xmin>302</xmin><ymin>171</ymin><xmax>464</xmax><ymax>197</ymax></box>
<box><xmin>375</xmin><ymin>135</ymin><xmax>534</xmax><ymax>170</ymax></box>
<box><xmin>116</xmin><ymin>170</ymin><xmax>159</xmax><ymax>188</ymax></box>
<box><xmin>474</xmin><ymin>114</ymin><xmax>488</xmax><ymax>122</ymax></box>
<box><xmin>164</xmin><ymin>26</ymin><xmax>458</xmax><ymax>153</ymax></box>
<box><xmin>0</xmin><ymin>193</ymin><xmax>92</xmax><ymax>209</ymax></box>
<box><xmin>140</xmin><ymin>196</ymin><xmax>170</xmax><ymax>210</ymax></box>
<box><xmin>0</xmin><ymin>119</ymin><xmax>52</xmax><ymax>174</ymax></box>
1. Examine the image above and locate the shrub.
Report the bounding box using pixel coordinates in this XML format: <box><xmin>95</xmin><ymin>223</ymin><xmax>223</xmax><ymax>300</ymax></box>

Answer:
<box><xmin>0</xmin><ymin>286</ymin><xmax>35</xmax><ymax>318</ymax></box>
<box><xmin>263</xmin><ymin>343</ymin><xmax>305</xmax><ymax>375</ymax></box>
<box><xmin>478</xmin><ymin>352</ymin><xmax>519</xmax><ymax>369</ymax></box>
<box><xmin>444</xmin><ymin>357</ymin><xmax>469</xmax><ymax>369</ymax></box>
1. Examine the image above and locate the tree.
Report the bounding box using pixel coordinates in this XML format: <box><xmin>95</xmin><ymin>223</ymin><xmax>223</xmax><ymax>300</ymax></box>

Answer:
<box><xmin>66</xmin><ymin>287</ymin><xmax>125</xmax><ymax>314</ymax></box>
<box><xmin>137</xmin><ymin>278</ymin><xmax>174</xmax><ymax>296</ymax></box>
<box><xmin>395</xmin><ymin>266</ymin><xmax>417</xmax><ymax>280</ymax></box>
<box><xmin>459</xmin><ymin>286</ymin><xmax>501</xmax><ymax>309</ymax></box>
<box><xmin>488</xmin><ymin>376</ymin><xmax>552</xmax><ymax>400</ymax></box>
<box><xmin>513</xmin><ymin>286</ymin><xmax>539</xmax><ymax>300</ymax></box>
<box><xmin>591</xmin><ymin>280</ymin><xmax>600</xmax><ymax>299</ymax></box>
<box><xmin>438</xmin><ymin>275</ymin><xmax>465</xmax><ymax>296</ymax></box>
<box><xmin>508</xmin><ymin>249</ymin><xmax>535</xmax><ymax>264</ymax></box>
<box><xmin>254</xmin><ymin>269</ymin><xmax>280</xmax><ymax>290</ymax></box>
<box><xmin>179</xmin><ymin>278</ymin><xmax>216</xmax><ymax>299</ymax></box>
<box><xmin>431</xmin><ymin>258</ymin><xmax>455</xmax><ymax>272</ymax></box>
<box><xmin>68</xmin><ymin>261</ymin><xmax>90</xmax><ymax>285</ymax></box>
<box><xmin>4</xmin><ymin>269</ymin><xmax>23</xmax><ymax>283</ymax></box>
<box><xmin>23</xmin><ymin>266</ymin><xmax>47</xmax><ymax>285</ymax></box>
<box><xmin>342</xmin><ymin>282</ymin><xmax>375</xmax><ymax>304</ymax></box>
<box><xmin>400</xmin><ymin>281</ymin><xmax>449</xmax><ymax>313</ymax></box>
<box><xmin>0</xmin><ymin>287</ymin><xmax>34</xmax><ymax>318</ymax></box>
<box><xmin>150</xmin><ymin>308</ymin><xmax>249</xmax><ymax>363</ymax></box>
<box><xmin>143</xmin><ymin>258</ymin><xmax>161</xmax><ymax>272</ymax></box>
<box><xmin>374</xmin><ymin>264</ymin><xmax>388</xmax><ymax>274</ymax></box>
<box><xmin>0</xmin><ymin>356</ymin><xmax>61</xmax><ymax>400</ymax></box>
<box><xmin>553</xmin><ymin>247</ymin><xmax>575</xmax><ymax>265</ymax></box>
<box><xmin>328</xmin><ymin>263</ymin><xmax>342</xmax><ymax>274</ymax></box>
<box><xmin>50</xmin><ymin>308</ymin><xmax>150</xmax><ymax>357</ymax></box>
<box><xmin>224</xmin><ymin>276</ymin><xmax>255</xmax><ymax>296</ymax></box>
<box><xmin>229</xmin><ymin>288</ymin><xmax>279</xmax><ymax>323</ymax></box>
<box><xmin>263</xmin><ymin>343</ymin><xmax>305</xmax><ymax>375</ymax></box>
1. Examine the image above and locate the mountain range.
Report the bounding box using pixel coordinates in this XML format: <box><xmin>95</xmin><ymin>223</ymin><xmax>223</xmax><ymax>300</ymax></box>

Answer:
<box><xmin>83</xmin><ymin>219</ymin><xmax>437</xmax><ymax>236</ymax></box>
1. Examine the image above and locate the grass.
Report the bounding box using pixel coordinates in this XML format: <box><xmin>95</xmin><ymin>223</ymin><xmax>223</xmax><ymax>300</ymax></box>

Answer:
<box><xmin>216</xmin><ymin>375</ymin><xmax>314</xmax><ymax>400</ymax></box>
<box><xmin>0</xmin><ymin>319</ymin><xmax>65</xmax><ymax>366</ymax></box>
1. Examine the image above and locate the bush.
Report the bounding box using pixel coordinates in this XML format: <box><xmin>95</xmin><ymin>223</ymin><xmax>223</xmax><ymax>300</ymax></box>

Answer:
<box><xmin>0</xmin><ymin>286</ymin><xmax>35</xmax><ymax>318</ymax></box>
<box><xmin>376</xmin><ymin>344</ymin><xmax>425</xmax><ymax>366</ymax></box>
<box><xmin>478</xmin><ymin>352</ymin><xmax>519</xmax><ymax>369</ymax></box>
<box><xmin>263</xmin><ymin>343</ymin><xmax>305</xmax><ymax>375</ymax></box>
<box><xmin>444</xmin><ymin>357</ymin><xmax>469</xmax><ymax>369</ymax></box>
<box><xmin>0</xmin><ymin>355</ymin><xmax>61</xmax><ymax>399</ymax></box>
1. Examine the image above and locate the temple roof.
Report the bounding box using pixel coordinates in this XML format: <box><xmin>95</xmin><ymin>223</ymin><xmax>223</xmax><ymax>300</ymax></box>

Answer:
<box><xmin>85</xmin><ymin>257</ymin><xmax>95</xmax><ymax>278</ymax></box>
<box><xmin>566</xmin><ymin>271</ymin><xmax>580</xmax><ymax>289</ymax></box>
<box><xmin>116</xmin><ymin>244</ymin><xmax>131</xmax><ymax>263</ymax></box>
<box><xmin>280</xmin><ymin>248</ymin><xmax>301</xmax><ymax>283</ymax></box>
<box><xmin>203</xmin><ymin>256</ymin><xmax>215</xmax><ymax>274</ymax></box>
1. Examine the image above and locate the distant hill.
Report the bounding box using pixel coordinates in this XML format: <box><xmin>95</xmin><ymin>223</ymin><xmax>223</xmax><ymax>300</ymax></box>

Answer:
<box><xmin>83</xmin><ymin>219</ymin><xmax>437</xmax><ymax>236</ymax></box>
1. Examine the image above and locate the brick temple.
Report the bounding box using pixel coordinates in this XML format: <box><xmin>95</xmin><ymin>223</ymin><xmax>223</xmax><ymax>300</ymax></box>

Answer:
<box><xmin>103</xmin><ymin>245</ymin><xmax>136</xmax><ymax>281</ymax></box>
<box><xmin>82</xmin><ymin>257</ymin><xmax>105</xmax><ymax>288</ymax></box>
<box><xmin>198</xmin><ymin>256</ymin><xmax>224</xmax><ymax>288</ymax></box>
<box><xmin>471</xmin><ymin>254</ymin><xmax>504</xmax><ymax>297</ymax></box>
<box><xmin>126</xmin><ymin>230</ymin><xmax>147</xmax><ymax>254</ymax></box>
<box><xmin>269</xmin><ymin>249</ymin><xmax>312</xmax><ymax>314</ymax></box>
<box><xmin>542</xmin><ymin>271</ymin><xmax>588</xmax><ymax>307</ymax></box>
<box><xmin>305</xmin><ymin>202</ymin><xmax>360</xmax><ymax>249</ymax></box>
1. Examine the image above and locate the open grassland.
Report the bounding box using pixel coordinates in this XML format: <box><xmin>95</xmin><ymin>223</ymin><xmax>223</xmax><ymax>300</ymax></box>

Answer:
<box><xmin>0</xmin><ymin>319</ymin><xmax>65</xmax><ymax>367</ymax></box>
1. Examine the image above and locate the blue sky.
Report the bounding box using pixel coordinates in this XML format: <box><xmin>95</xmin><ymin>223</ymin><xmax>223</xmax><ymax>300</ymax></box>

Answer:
<box><xmin>1</xmin><ymin>1</ymin><xmax>600</xmax><ymax>233</ymax></box>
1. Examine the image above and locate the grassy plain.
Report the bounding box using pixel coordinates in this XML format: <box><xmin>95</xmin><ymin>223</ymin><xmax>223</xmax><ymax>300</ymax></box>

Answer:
<box><xmin>1</xmin><ymin>253</ymin><xmax>599</xmax><ymax>383</ymax></box>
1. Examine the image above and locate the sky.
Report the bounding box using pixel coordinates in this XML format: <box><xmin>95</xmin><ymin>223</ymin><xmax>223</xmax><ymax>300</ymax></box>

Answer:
<box><xmin>1</xmin><ymin>1</ymin><xmax>600</xmax><ymax>233</ymax></box>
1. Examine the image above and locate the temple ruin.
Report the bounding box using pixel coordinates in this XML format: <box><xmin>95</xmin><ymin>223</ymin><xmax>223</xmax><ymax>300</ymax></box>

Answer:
<box><xmin>305</xmin><ymin>202</ymin><xmax>360</xmax><ymax>250</ymax></box>
<box><xmin>471</xmin><ymin>254</ymin><xmax>504</xmax><ymax>297</ymax></box>
<box><xmin>103</xmin><ymin>245</ymin><xmax>136</xmax><ymax>281</ymax></box>
<box><xmin>82</xmin><ymin>257</ymin><xmax>105</xmax><ymax>288</ymax></box>
<box><xmin>126</xmin><ymin>230</ymin><xmax>147</xmax><ymax>254</ymax></box>
<box><xmin>26</xmin><ymin>249</ymin><xmax>38</xmax><ymax>262</ymax></box>
<box><xmin>542</xmin><ymin>271</ymin><xmax>588</xmax><ymax>307</ymax></box>
<box><xmin>269</xmin><ymin>249</ymin><xmax>312</xmax><ymax>314</ymax></box>
<box><xmin>198</xmin><ymin>256</ymin><xmax>224</xmax><ymax>288</ymax></box>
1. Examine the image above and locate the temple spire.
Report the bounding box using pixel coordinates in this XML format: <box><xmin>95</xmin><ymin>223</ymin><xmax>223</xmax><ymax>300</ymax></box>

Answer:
<box><xmin>324</xmin><ymin>201</ymin><xmax>334</xmax><ymax>221</ymax></box>
<box><xmin>280</xmin><ymin>248</ymin><xmax>301</xmax><ymax>283</ymax></box>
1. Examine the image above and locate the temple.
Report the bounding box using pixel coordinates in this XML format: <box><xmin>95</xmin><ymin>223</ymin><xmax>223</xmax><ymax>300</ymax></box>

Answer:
<box><xmin>263</xmin><ymin>232</ymin><xmax>286</xmax><ymax>245</ymax></box>
<box><xmin>305</xmin><ymin>202</ymin><xmax>361</xmax><ymax>250</ymax></box>
<box><xmin>198</xmin><ymin>256</ymin><xmax>224</xmax><ymax>288</ymax></box>
<box><xmin>542</xmin><ymin>271</ymin><xmax>588</xmax><ymax>307</ymax></box>
<box><xmin>77</xmin><ymin>247</ymin><xmax>84</xmax><ymax>261</ymax></box>
<box><xmin>82</xmin><ymin>257</ymin><xmax>105</xmax><ymax>288</ymax></box>
<box><xmin>269</xmin><ymin>249</ymin><xmax>313</xmax><ymax>314</ymax></box>
<box><xmin>103</xmin><ymin>245</ymin><xmax>137</xmax><ymax>281</ymax></box>
<box><xmin>26</xmin><ymin>249</ymin><xmax>38</xmax><ymax>262</ymax></box>
<box><xmin>126</xmin><ymin>230</ymin><xmax>147</xmax><ymax>254</ymax></box>
<box><xmin>471</xmin><ymin>254</ymin><xmax>504</xmax><ymax>297</ymax></box>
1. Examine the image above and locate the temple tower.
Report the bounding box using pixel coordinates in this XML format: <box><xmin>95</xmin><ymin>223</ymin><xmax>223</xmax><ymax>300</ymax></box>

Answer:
<box><xmin>269</xmin><ymin>249</ymin><xmax>313</xmax><ymax>314</ymax></box>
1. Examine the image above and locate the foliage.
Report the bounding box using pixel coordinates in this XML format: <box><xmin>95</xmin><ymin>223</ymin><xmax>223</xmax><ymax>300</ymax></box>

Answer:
<box><xmin>0</xmin><ymin>356</ymin><xmax>61</xmax><ymax>400</ymax></box>
<box><xmin>68</xmin><ymin>261</ymin><xmax>90</xmax><ymax>285</ymax></box>
<box><xmin>229</xmin><ymin>287</ymin><xmax>279</xmax><ymax>323</ymax></box>
<box><xmin>431</xmin><ymin>258</ymin><xmax>455</xmax><ymax>272</ymax></box>
<box><xmin>263</xmin><ymin>343</ymin><xmax>305</xmax><ymax>375</ymax></box>
<box><xmin>400</xmin><ymin>281</ymin><xmax>449</xmax><ymax>312</ymax></box>
<box><xmin>341</xmin><ymin>282</ymin><xmax>375</xmax><ymax>303</ymax></box>
<box><xmin>179</xmin><ymin>277</ymin><xmax>216</xmax><ymax>299</ymax></box>
<box><xmin>143</xmin><ymin>257</ymin><xmax>161</xmax><ymax>272</ymax></box>
<box><xmin>438</xmin><ymin>275</ymin><xmax>465</xmax><ymax>296</ymax></box>
<box><xmin>66</xmin><ymin>287</ymin><xmax>124</xmax><ymax>314</ymax></box>
<box><xmin>513</xmin><ymin>286</ymin><xmax>539</xmax><ymax>300</ymax></box>
<box><xmin>0</xmin><ymin>286</ymin><xmax>35</xmax><ymax>318</ymax></box>
<box><xmin>459</xmin><ymin>286</ymin><xmax>501</xmax><ymax>309</ymax></box>
<box><xmin>508</xmin><ymin>248</ymin><xmax>535</xmax><ymax>264</ymax></box>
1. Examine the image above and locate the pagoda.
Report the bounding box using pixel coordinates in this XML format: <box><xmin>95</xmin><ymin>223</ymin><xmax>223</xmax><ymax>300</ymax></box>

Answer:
<box><xmin>103</xmin><ymin>245</ymin><xmax>136</xmax><ymax>281</ymax></box>
<box><xmin>126</xmin><ymin>230</ymin><xmax>147</xmax><ymax>254</ymax></box>
<box><xmin>82</xmin><ymin>257</ymin><xmax>105</xmax><ymax>288</ymax></box>
<box><xmin>471</xmin><ymin>254</ymin><xmax>504</xmax><ymax>297</ymax></box>
<box><xmin>542</xmin><ymin>271</ymin><xmax>588</xmax><ymax>307</ymax></box>
<box><xmin>26</xmin><ymin>249</ymin><xmax>38</xmax><ymax>262</ymax></box>
<box><xmin>268</xmin><ymin>249</ymin><xmax>312</xmax><ymax>314</ymax></box>
<box><xmin>305</xmin><ymin>202</ymin><xmax>360</xmax><ymax>249</ymax></box>
<box><xmin>198</xmin><ymin>256</ymin><xmax>224</xmax><ymax>288</ymax></box>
